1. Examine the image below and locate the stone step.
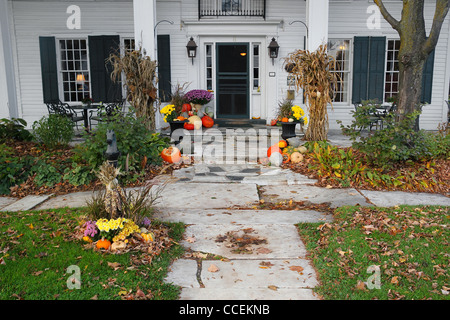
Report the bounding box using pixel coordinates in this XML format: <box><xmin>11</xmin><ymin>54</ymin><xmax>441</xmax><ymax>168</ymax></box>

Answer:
<box><xmin>2</xmin><ymin>195</ymin><xmax>52</xmax><ymax>212</ymax></box>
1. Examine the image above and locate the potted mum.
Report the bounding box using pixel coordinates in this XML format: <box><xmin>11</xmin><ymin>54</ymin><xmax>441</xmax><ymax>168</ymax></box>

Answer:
<box><xmin>276</xmin><ymin>99</ymin><xmax>308</xmax><ymax>140</ymax></box>
<box><xmin>160</xmin><ymin>104</ymin><xmax>188</xmax><ymax>133</ymax></box>
<box><xmin>184</xmin><ymin>89</ymin><xmax>214</xmax><ymax>116</ymax></box>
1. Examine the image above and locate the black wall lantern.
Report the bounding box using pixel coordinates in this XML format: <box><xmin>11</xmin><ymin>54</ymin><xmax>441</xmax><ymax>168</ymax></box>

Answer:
<box><xmin>186</xmin><ymin>37</ymin><xmax>198</xmax><ymax>65</ymax></box>
<box><xmin>268</xmin><ymin>37</ymin><xmax>280</xmax><ymax>65</ymax></box>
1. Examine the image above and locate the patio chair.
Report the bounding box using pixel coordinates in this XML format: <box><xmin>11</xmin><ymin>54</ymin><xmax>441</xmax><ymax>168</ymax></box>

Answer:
<box><xmin>353</xmin><ymin>103</ymin><xmax>384</xmax><ymax>132</ymax></box>
<box><xmin>46</xmin><ymin>101</ymin><xmax>84</xmax><ymax>129</ymax></box>
<box><xmin>89</xmin><ymin>101</ymin><xmax>124</xmax><ymax>128</ymax></box>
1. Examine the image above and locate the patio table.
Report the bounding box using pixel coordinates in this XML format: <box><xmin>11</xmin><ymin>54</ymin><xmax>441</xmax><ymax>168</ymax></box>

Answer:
<box><xmin>71</xmin><ymin>104</ymin><xmax>102</xmax><ymax>131</ymax></box>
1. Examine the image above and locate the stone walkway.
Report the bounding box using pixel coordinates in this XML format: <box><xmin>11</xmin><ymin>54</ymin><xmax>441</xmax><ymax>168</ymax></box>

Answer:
<box><xmin>0</xmin><ymin>129</ymin><xmax>448</xmax><ymax>300</ymax></box>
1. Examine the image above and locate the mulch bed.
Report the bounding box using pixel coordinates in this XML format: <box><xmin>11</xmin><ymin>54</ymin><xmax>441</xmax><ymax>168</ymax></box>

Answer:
<box><xmin>281</xmin><ymin>150</ymin><xmax>450</xmax><ymax>195</ymax></box>
<box><xmin>3</xmin><ymin>140</ymin><xmax>190</xmax><ymax>199</ymax></box>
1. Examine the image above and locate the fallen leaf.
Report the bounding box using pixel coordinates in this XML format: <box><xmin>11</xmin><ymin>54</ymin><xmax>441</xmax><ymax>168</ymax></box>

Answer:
<box><xmin>185</xmin><ymin>236</ymin><xmax>196</xmax><ymax>243</ymax></box>
<box><xmin>107</xmin><ymin>262</ymin><xmax>122</xmax><ymax>270</ymax></box>
<box><xmin>208</xmin><ymin>264</ymin><xmax>219</xmax><ymax>273</ymax></box>
<box><xmin>289</xmin><ymin>266</ymin><xmax>304</xmax><ymax>273</ymax></box>
<box><xmin>391</xmin><ymin>276</ymin><xmax>399</xmax><ymax>285</ymax></box>
<box><xmin>257</xmin><ymin>247</ymin><xmax>272</xmax><ymax>254</ymax></box>
<box><xmin>356</xmin><ymin>280</ymin><xmax>366</xmax><ymax>291</ymax></box>
<box><xmin>268</xmin><ymin>285</ymin><xmax>278</xmax><ymax>291</ymax></box>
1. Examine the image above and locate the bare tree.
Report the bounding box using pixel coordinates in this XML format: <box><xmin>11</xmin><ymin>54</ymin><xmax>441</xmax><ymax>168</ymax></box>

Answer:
<box><xmin>374</xmin><ymin>0</ymin><xmax>449</xmax><ymax>127</ymax></box>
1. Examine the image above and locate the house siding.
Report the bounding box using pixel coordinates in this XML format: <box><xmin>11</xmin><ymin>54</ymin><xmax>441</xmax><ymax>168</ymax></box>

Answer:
<box><xmin>6</xmin><ymin>0</ymin><xmax>450</xmax><ymax>130</ymax></box>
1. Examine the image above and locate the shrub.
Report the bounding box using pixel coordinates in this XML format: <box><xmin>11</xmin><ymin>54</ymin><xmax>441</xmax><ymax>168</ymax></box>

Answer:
<box><xmin>32</xmin><ymin>114</ymin><xmax>74</xmax><ymax>149</ymax></box>
<box><xmin>0</xmin><ymin>118</ymin><xmax>33</xmax><ymax>142</ymax></box>
<box><xmin>0</xmin><ymin>144</ymin><xmax>33</xmax><ymax>195</ymax></box>
<box><xmin>31</xmin><ymin>160</ymin><xmax>62</xmax><ymax>188</ymax></box>
<box><xmin>75</xmin><ymin>110</ymin><xmax>170</xmax><ymax>180</ymax></box>
<box><xmin>339</xmin><ymin>103</ymin><xmax>449</xmax><ymax>168</ymax></box>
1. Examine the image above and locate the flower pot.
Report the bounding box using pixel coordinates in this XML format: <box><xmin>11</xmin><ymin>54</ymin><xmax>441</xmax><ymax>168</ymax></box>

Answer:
<box><xmin>281</xmin><ymin>122</ymin><xmax>298</xmax><ymax>141</ymax></box>
<box><xmin>169</xmin><ymin>121</ymin><xmax>188</xmax><ymax>146</ymax></box>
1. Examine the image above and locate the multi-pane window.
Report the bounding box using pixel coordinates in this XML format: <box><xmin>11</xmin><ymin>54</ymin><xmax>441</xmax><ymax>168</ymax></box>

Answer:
<box><xmin>59</xmin><ymin>39</ymin><xmax>90</xmax><ymax>102</ymax></box>
<box><xmin>385</xmin><ymin>39</ymin><xmax>400</xmax><ymax>101</ymax></box>
<box><xmin>253</xmin><ymin>44</ymin><xmax>260</xmax><ymax>91</ymax></box>
<box><xmin>206</xmin><ymin>44</ymin><xmax>213</xmax><ymax>91</ymax></box>
<box><xmin>124</xmin><ymin>38</ymin><xmax>135</xmax><ymax>53</ymax></box>
<box><xmin>328</xmin><ymin>39</ymin><xmax>350</xmax><ymax>103</ymax></box>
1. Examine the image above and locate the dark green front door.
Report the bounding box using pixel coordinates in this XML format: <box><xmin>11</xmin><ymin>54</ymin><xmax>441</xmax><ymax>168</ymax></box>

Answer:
<box><xmin>216</xmin><ymin>43</ymin><xmax>249</xmax><ymax>118</ymax></box>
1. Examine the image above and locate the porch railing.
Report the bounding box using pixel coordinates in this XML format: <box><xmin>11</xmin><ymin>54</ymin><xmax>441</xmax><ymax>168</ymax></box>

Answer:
<box><xmin>199</xmin><ymin>0</ymin><xmax>266</xmax><ymax>19</ymax></box>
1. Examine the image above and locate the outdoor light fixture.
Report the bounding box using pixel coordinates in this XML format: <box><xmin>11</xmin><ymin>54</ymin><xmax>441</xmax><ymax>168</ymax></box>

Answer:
<box><xmin>268</xmin><ymin>37</ymin><xmax>280</xmax><ymax>65</ymax></box>
<box><xmin>186</xmin><ymin>37</ymin><xmax>198</xmax><ymax>65</ymax></box>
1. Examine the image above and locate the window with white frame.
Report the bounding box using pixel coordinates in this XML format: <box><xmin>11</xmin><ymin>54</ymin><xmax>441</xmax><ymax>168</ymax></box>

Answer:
<box><xmin>206</xmin><ymin>44</ymin><xmax>213</xmax><ymax>91</ymax></box>
<box><xmin>327</xmin><ymin>39</ymin><xmax>351</xmax><ymax>103</ymax></box>
<box><xmin>385</xmin><ymin>39</ymin><xmax>400</xmax><ymax>102</ymax></box>
<box><xmin>124</xmin><ymin>38</ymin><xmax>136</xmax><ymax>53</ymax></box>
<box><xmin>59</xmin><ymin>39</ymin><xmax>90</xmax><ymax>102</ymax></box>
<box><xmin>253</xmin><ymin>44</ymin><xmax>260</xmax><ymax>91</ymax></box>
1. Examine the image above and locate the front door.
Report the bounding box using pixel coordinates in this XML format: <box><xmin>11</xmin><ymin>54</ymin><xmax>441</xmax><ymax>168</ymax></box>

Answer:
<box><xmin>216</xmin><ymin>43</ymin><xmax>249</xmax><ymax>118</ymax></box>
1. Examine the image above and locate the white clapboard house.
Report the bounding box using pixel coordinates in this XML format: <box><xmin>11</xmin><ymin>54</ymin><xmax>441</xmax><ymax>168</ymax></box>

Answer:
<box><xmin>0</xmin><ymin>0</ymin><xmax>449</xmax><ymax>130</ymax></box>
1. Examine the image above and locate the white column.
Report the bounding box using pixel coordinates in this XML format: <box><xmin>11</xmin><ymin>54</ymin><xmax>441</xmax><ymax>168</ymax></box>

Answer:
<box><xmin>306</xmin><ymin>0</ymin><xmax>329</xmax><ymax>51</ymax></box>
<box><xmin>133</xmin><ymin>0</ymin><xmax>156</xmax><ymax>58</ymax></box>
<box><xmin>0</xmin><ymin>0</ymin><xmax>18</xmax><ymax>119</ymax></box>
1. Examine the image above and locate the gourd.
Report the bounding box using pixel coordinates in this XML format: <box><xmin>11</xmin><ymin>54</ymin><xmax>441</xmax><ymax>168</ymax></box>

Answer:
<box><xmin>298</xmin><ymin>146</ymin><xmax>308</xmax><ymax>154</ymax></box>
<box><xmin>290</xmin><ymin>152</ymin><xmax>304</xmax><ymax>164</ymax></box>
<box><xmin>278</xmin><ymin>140</ymin><xmax>288</xmax><ymax>148</ymax></box>
<box><xmin>184</xmin><ymin>123</ymin><xmax>195</xmax><ymax>130</ymax></box>
<box><xmin>96</xmin><ymin>239</ymin><xmax>111</xmax><ymax>250</ymax></box>
<box><xmin>161</xmin><ymin>147</ymin><xmax>182</xmax><ymax>164</ymax></box>
<box><xmin>281</xmin><ymin>117</ymin><xmax>289</xmax><ymax>123</ymax></box>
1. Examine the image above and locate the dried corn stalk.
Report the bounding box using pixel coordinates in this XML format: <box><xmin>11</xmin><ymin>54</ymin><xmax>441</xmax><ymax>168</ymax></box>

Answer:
<box><xmin>284</xmin><ymin>45</ymin><xmax>339</xmax><ymax>141</ymax></box>
<box><xmin>108</xmin><ymin>47</ymin><xmax>158</xmax><ymax>131</ymax></box>
<box><xmin>97</xmin><ymin>162</ymin><xmax>126</xmax><ymax>219</ymax></box>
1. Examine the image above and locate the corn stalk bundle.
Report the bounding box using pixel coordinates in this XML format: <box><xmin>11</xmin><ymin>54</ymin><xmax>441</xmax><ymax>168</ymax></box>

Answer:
<box><xmin>108</xmin><ymin>47</ymin><xmax>158</xmax><ymax>131</ymax></box>
<box><xmin>97</xmin><ymin>162</ymin><xmax>126</xmax><ymax>219</ymax></box>
<box><xmin>284</xmin><ymin>45</ymin><xmax>339</xmax><ymax>141</ymax></box>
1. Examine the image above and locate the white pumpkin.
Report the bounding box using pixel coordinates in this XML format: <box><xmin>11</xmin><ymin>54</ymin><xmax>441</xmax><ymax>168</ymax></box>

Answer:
<box><xmin>290</xmin><ymin>152</ymin><xmax>304</xmax><ymax>164</ymax></box>
<box><xmin>188</xmin><ymin>116</ymin><xmax>203</xmax><ymax>130</ymax></box>
<box><xmin>298</xmin><ymin>146</ymin><xmax>308</xmax><ymax>154</ymax></box>
<box><xmin>269</xmin><ymin>152</ymin><xmax>283</xmax><ymax>167</ymax></box>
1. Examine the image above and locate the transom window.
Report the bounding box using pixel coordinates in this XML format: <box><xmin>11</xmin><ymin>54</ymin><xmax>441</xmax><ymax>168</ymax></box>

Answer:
<box><xmin>59</xmin><ymin>39</ymin><xmax>90</xmax><ymax>102</ymax></box>
<box><xmin>328</xmin><ymin>39</ymin><xmax>351</xmax><ymax>103</ymax></box>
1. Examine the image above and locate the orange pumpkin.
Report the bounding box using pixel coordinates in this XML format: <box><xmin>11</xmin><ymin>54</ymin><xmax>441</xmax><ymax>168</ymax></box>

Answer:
<box><xmin>177</xmin><ymin>116</ymin><xmax>186</xmax><ymax>121</ymax></box>
<box><xmin>267</xmin><ymin>144</ymin><xmax>282</xmax><ymax>158</ymax></box>
<box><xmin>184</xmin><ymin>123</ymin><xmax>195</xmax><ymax>131</ymax></box>
<box><xmin>278</xmin><ymin>140</ymin><xmax>288</xmax><ymax>148</ymax></box>
<box><xmin>96</xmin><ymin>239</ymin><xmax>111</xmax><ymax>250</ymax></box>
<box><xmin>161</xmin><ymin>147</ymin><xmax>182</xmax><ymax>164</ymax></box>
<box><xmin>202</xmin><ymin>115</ymin><xmax>214</xmax><ymax>128</ymax></box>
<box><xmin>281</xmin><ymin>117</ymin><xmax>289</xmax><ymax>123</ymax></box>
<box><xmin>181</xmin><ymin>103</ymin><xmax>192</xmax><ymax>113</ymax></box>
<box><xmin>282</xmin><ymin>153</ymin><xmax>291</xmax><ymax>164</ymax></box>
<box><xmin>270</xmin><ymin>119</ymin><xmax>278</xmax><ymax>126</ymax></box>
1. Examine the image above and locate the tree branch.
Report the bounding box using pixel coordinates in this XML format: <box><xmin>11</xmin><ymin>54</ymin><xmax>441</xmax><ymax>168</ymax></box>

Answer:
<box><xmin>423</xmin><ymin>0</ymin><xmax>450</xmax><ymax>55</ymax></box>
<box><xmin>373</xmin><ymin>0</ymin><xmax>401</xmax><ymax>31</ymax></box>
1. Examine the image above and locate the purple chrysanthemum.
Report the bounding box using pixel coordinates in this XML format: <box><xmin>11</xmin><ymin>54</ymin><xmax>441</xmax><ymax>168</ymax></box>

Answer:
<box><xmin>83</xmin><ymin>221</ymin><xmax>99</xmax><ymax>238</ymax></box>
<box><xmin>184</xmin><ymin>90</ymin><xmax>213</xmax><ymax>105</ymax></box>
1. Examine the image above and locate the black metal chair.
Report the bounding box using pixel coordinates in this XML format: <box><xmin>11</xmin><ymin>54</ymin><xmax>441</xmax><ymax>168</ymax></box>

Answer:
<box><xmin>46</xmin><ymin>101</ymin><xmax>84</xmax><ymax>129</ymax></box>
<box><xmin>89</xmin><ymin>101</ymin><xmax>124</xmax><ymax>128</ymax></box>
<box><xmin>353</xmin><ymin>103</ymin><xmax>384</xmax><ymax>132</ymax></box>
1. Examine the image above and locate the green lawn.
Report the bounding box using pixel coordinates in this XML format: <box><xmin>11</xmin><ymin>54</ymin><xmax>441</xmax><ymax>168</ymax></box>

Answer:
<box><xmin>0</xmin><ymin>207</ymin><xmax>184</xmax><ymax>300</ymax></box>
<box><xmin>298</xmin><ymin>205</ymin><xmax>449</xmax><ymax>300</ymax></box>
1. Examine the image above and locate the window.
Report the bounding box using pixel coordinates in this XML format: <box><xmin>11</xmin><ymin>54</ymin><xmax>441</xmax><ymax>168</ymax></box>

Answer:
<box><xmin>206</xmin><ymin>44</ymin><xmax>213</xmax><ymax>91</ymax></box>
<box><xmin>385</xmin><ymin>39</ymin><xmax>400</xmax><ymax>101</ymax></box>
<box><xmin>222</xmin><ymin>0</ymin><xmax>241</xmax><ymax>13</ymax></box>
<box><xmin>253</xmin><ymin>44</ymin><xmax>260</xmax><ymax>91</ymax></box>
<box><xmin>328</xmin><ymin>39</ymin><xmax>350</xmax><ymax>103</ymax></box>
<box><xmin>124</xmin><ymin>38</ymin><xmax>135</xmax><ymax>53</ymax></box>
<box><xmin>59</xmin><ymin>39</ymin><xmax>90</xmax><ymax>102</ymax></box>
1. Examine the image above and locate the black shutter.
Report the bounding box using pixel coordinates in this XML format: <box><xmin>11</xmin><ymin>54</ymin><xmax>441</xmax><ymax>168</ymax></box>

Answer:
<box><xmin>88</xmin><ymin>35</ymin><xmax>122</xmax><ymax>103</ymax></box>
<box><xmin>367</xmin><ymin>37</ymin><xmax>386</xmax><ymax>103</ymax></box>
<box><xmin>352</xmin><ymin>36</ymin><xmax>386</xmax><ymax>104</ymax></box>
<box><xmin>39</xmin><ymin>37</ymin><xmax>59</xmax><ymax>103</ymax></box>
<box><xmin>157</xmin><ymin>35</ymin><xmax>172</xmax><ymax>102</ymax></box>
<box><xmin>352</xmin><ymin>37</ymin><xmax>370</xmax><ymax>104</ymax></box>
<box><xmin>421</xmin><ymin>50</ymin><xmax>435</xmax><ymax>104</ymax></box>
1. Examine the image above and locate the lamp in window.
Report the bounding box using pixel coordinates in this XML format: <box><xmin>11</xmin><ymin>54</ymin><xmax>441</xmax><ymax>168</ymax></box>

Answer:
<box><xmin>268</xmin><ymin>38</ymin><xmax>280</xmax><ymax>65</ymax></box>
<box><xmin>76</xmin><ymin>74</ymin><xmax>86</xmax><ymax>83</ymax></box>
<box><xmin>186</xmin><ymin>37</ymin><xmax>198</xmax><ymax>65</ymax></box>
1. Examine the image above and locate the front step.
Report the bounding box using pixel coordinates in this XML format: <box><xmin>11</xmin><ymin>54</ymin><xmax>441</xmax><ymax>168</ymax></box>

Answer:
<box><xmin>214</xmin><ymin>118</ymin><xmax>266</xmax><ymax>127</ymax></box>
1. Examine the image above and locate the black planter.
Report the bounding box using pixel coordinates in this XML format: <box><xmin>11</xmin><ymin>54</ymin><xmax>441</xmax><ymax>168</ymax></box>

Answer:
<box><xmin>169</xmin><ymin>121</ymin><xmax>189</xmax><ymax>146</ymax></box>
<box><xmin>281</xmin><ymin>122</ymin><xmax>298</xmax><ymax>140</ymax></box>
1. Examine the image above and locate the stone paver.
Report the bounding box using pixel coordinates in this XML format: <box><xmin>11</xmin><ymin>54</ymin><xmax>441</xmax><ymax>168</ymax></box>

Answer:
<box><xmin>261</xmin><ymin>185</ymin><xmax>370</xmax><ymax>208</ymax></box>
<box><xmin>360</xmin><ymin>190</ymin><xmax>450</xmax><ymax>207</ymax></box>
<box><xmin>36</xmin><ymin>190</ymin><xmax>99</xmax><ymax>210</ymax></box>
<box><xmin>0</xmin><ymin>197</ymin><xmax>17</xmax><ymax>211</ymax></box>
<box><xmin>2</xmin><ymin>195</ymin><xmax>52</xmax><ymax>212</ymax></box>
<box><xmin>154</xmin><ymin>209</ymin><xmax>333</xmax><ymax>225</ymax></box>
<box><xmin>177</xmin><ymin>288</ymin><xmax>319</xmax><ymax>300</ymax></box>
